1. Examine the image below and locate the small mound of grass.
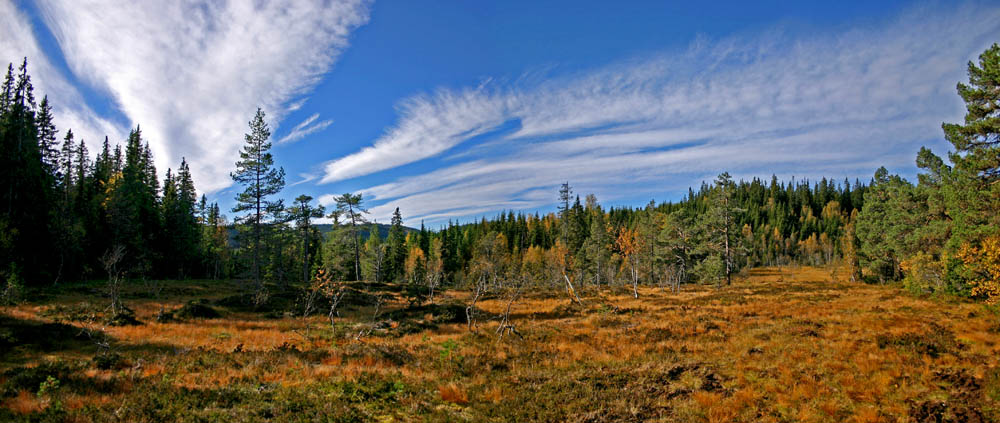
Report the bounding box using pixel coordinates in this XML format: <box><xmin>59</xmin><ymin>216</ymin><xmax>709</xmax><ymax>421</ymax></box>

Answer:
<box><xmin>106</xmin><ymin>307</ymin><xmax>141</xmax><ymax>326</ymax></box>
<box><xmin>875</xmin><ymin>323</ymin><xmax>957</xmax><ymax>358</ymax></box>
<box><xmin>173</xmin><ymin>300</ymin><xmax>221</xmax><ymax>319</ymax></box>
<box><xmin>389</xmin><ymin>301</ymin><xmax>467</xmax><ymax>324</ymax></box>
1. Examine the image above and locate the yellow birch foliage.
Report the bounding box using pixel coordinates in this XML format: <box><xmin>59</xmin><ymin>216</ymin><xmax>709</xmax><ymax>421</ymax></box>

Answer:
<box><xmin>405</xmin><ymin>246</ymin><xmax>426</xmax><ymax>284</ymax></box>
<box><xmin>957</xmin><ymin>235</ymin><xmax>1000</xmax><ymax>304</ymax></box>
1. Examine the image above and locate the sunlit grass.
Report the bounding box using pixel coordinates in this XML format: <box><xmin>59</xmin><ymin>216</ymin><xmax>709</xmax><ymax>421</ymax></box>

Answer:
<box><xmin>1</xmin><ymin>266</ymin><xmax>998</xmax><ymax>421</ymax></box>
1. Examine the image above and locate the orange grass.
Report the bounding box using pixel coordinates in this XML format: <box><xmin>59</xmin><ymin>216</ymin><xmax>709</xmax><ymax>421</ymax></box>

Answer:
<box><xmin>2</xmin><ymin>266</ymin><xmax>999</xmax><ymax>421</ymax></box>
<box><xmin>438</xmin><ymin>382</ymin><xmax>469</xmax><ymax>405</ymax></box>
<box><xmin>3</xmin><ymin>391</ymin><xmax>43</xmax><ymax>415</ymax></box>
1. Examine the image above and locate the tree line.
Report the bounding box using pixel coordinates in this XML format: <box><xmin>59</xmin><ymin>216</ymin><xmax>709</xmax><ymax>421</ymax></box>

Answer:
<box><xmin>0</xmin><ymin>59</ymin><xmax>227</xmax><ymax>295</ymax></box>
<box><xmin>2</xmin><ymin>42</ymin><xmax>998</xmax><ymax>308</ymax></box>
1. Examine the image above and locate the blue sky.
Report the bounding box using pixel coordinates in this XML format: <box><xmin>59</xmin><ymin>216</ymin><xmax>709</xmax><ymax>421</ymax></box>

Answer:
<box><xmin>2</xmin><ymin>1</ymin><xmax>998</xmax><ymax>227</ymax></box>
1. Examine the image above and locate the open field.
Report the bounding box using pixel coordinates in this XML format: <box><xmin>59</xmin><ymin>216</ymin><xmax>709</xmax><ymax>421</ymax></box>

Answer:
<box><xmin>1</xmin><ymin>267</ymin><xmax>999</xmax><ymax>422</ymax></box>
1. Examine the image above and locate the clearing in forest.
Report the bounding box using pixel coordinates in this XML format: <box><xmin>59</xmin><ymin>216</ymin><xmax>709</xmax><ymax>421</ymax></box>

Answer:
<box><xmin>1</xmin><ymin>267</ymin><xmax>998</xmax><ymax>422</ymax></box>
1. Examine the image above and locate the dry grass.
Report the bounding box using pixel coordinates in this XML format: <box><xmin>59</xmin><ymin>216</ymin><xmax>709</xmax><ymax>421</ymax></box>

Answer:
<box><xmin>3</xmin><ymin>391</ymin><xmax>44</xmax><ymax>415</ymax></box>
<box><xmin>1</xmin><ymin>267</ymin><xmax>998</xmax><ymax>422</ymax></box>
<box><xmin>438</xmin><ymin>382</ymin><xmax>469</xmax><ymax>405</ymax></box>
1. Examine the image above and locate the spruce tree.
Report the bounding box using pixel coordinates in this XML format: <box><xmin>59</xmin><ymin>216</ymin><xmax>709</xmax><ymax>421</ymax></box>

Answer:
<box><xmin>386</xmin><ymin>208</ymin><xmax>407</xmax><ymax>282</ymax></box>
<box><xmin>0</xmin><ymin>58</ymin><xmax>55</xmax><ymax>283</ymax></box>
<box><xmin>558</xmin><ymin>182</ymin><xmax>572</xmax><ymax>243</ymax></box>
<box><xmin>59</xmin><ymin>130</ymin><xmax>75</xmax><ymax>198</ymax></box>
<box><xmin>36</xmin><ymin>96</ymin><xmax>58</xmax><ymax>179</ymax></box>
<box><xmin>160</xmin><ymin>168</ymin><xmax>179</xmax><ymax>273</ymax></box>
<box><xmin>290</xmin><ymin>195</ymin><xmax>324</xmax><ymax>283</ymax></box>
<box><xmin>109</xmin><ymin>126</ymin><xmax>160</xmax><ymax>274</ymax></box>
<box><xmin>175</xmin><ymin>159</ymin><xmax>200</xmax><ymax>276</ymax></box>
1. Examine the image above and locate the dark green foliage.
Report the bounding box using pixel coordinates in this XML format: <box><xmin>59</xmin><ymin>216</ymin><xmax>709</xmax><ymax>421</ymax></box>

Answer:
<box><xmin>0</xmin><ymin>59</ymin><xmax>224</xmax><ymax>286</ymax></box>
<box><xmin>330</xmin><ymin>193</ymin><xmax>366</xmax><ymax>281</ymax></box>
<box><xmin>1</xmin><ymin>361</ymin><xmax>73</xmax><ymax>398</ymax></box>
<box><xmin>323</xmin><ymin>223</ymin><xmax>358</xmax><ymax>281</ymax></box>
<box><xmin>854</xmin><ymin>43</ymin><xmax>1000</xmax><ymax>296</ymax></box>
<box><xmin>107</xmin><ymin>127</ymin><xmax>162</xmax><ymax>273</ymax></box>
<box><xmin>856</xmin><ymin>168</ymin><xmax>912</xmax><ymax>283</ymax></box>
<box><xmin>106</xmin><ymin>305</ymin><xmax>141</xmax><ymax>326</ymax></box>
<box><xmin>231</xmin><ymin>108</ymin><xmax>286</xmax><ymax>289</ymax></box>
<box><xmin>161</xmin><ymin>159</ymin><xmax>202</xmax><ymax>278</ymax></box>
<box><xmin>939</xmin><ymin>44</ymin><xmax>1000</xmax><ymax>250</ymax></box>
<box><xmin>385</xmin><ymin>208</ymin><xmax>407</xmax><ymax>282</ymax></box>
<box><xmin>92</xmin><ymin>352</ymin><xmax>125</xmax><ymax>370</ymax></box>
<box><xmin>942</xmin><ymin>43</ymin><xmax>1000</xmax><ymax>182</ymax></box>
<box><xmin>0</xmin><ymin>59</ymin><xmax>55</xmax><ymax>284</ymax></box>
<box><xmin>414</xmin><ymin>176</ymin><xmax>865</xmax><ymax>289</ymax></box>
<box><xmin>289</xmin><ymin>195</ymin><xmax>325</xmax><ymax>284</ymax></box>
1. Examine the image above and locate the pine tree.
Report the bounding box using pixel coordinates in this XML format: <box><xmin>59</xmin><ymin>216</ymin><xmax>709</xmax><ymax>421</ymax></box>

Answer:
<box><xmin>940</xmin><ymin>43</ymin><xmax>1000</xmax><ymax>250</ymax></box>
<box><xmin>332</xmin><ymin>193</ymin><xmax>368</xmax><ymax>280</ymax></box>
<box><xmin>943</xmin><ymin>43</ymin><xmax>1000</xmax><ymax>182</ymax></box>
<box><xmin>231</xmin><ymin>108</ymin><xmax>285</xmax><ymax>290</ymax></box>
<box><xmin>856</xmin><ymin>168</ymin><xmax>912</xmax><ymax>284</ymax></box>
<box><xmin>696</xmin><ymin>172</ymin><xmax>741</xmax><ymax>286</ymax></box>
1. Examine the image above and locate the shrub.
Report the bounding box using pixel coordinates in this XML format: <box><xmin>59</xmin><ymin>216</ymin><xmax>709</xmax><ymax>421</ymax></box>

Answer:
<box><xmin>93</xmin><ymin>352</ymin><xmax>125</xmax><ymax>370</ymax></box>
<box><xmin>106</xmin><ymin>306</ymin><xmax>141</xmax><ymax>326</ymax></box>
<box><xmin>1</xmin><ymin>264</ymin><xmax>24</xmax><ymax>306</ymax></box>
<box><xmin>958</xmin><ymin>235</ymin><xmax>1000</xmax><ymax>304</ymax></box>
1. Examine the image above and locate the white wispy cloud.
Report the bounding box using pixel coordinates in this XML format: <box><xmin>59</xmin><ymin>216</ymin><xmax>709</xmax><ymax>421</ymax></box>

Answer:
<box><xmin>289</xmin><ymin>173</ymin><xmax>319</xmax><ymax>187</ymax></box>
<box><xmin>278</xmin><ymin>112</ymin><xmax>333</xmax><ymax>144</ymax></box>
<box><xmin>320</xmin><ymin>87</ymin><xmax>513</xmax><ymax>183</ymax></box>
<box><xmin>32</xmin><ymin>0</ymin><xmax>370</xmax><ymax>193</ymax></box>
<box><xmin>0</xmin><ymin>1</ymin><xmax>125</xmax><ymax>155</ymax></box>
<box><xmin>286</xmin><ymin>98</ymin><xmax>309</xmax><ymax>113</ymax></box>
<box><xmin>320</xmin><ymin>4</ymin><xmax>1000</xmax><ymax>226</ymax></box>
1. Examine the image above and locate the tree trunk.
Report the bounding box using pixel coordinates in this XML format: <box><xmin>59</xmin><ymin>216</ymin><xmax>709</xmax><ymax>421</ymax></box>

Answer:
<box><xmin>562</xmin><ymin>272</ymin><xmax>583</xmax><ymax>304</ymax></box>
<box><xmin>630</xmin><ymin>261</ymin><xmax>639</xmax><ymax>299</ymax></box>
<box><xmin>302</xmin><ymin>227</ymin><xmax>309</xmax><ymax>284</ymax></box>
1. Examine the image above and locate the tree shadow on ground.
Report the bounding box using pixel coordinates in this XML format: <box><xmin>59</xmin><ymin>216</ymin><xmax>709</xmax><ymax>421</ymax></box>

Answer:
<box><xmin>0</xmin><ymin>313</ymin><xmax>96</xmax><ymax>360</ymax></box>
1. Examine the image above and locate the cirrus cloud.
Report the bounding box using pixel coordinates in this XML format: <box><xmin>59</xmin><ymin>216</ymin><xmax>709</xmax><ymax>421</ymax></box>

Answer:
<box><xmin>319</xmin><ymin>3</ymin><xmax>1000</xmax><ymax>226</ymax></box>
<box><xmin>32</xmin><ymin>0</ymin><xmax>371</xmax><ymax>193</ymax></box>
